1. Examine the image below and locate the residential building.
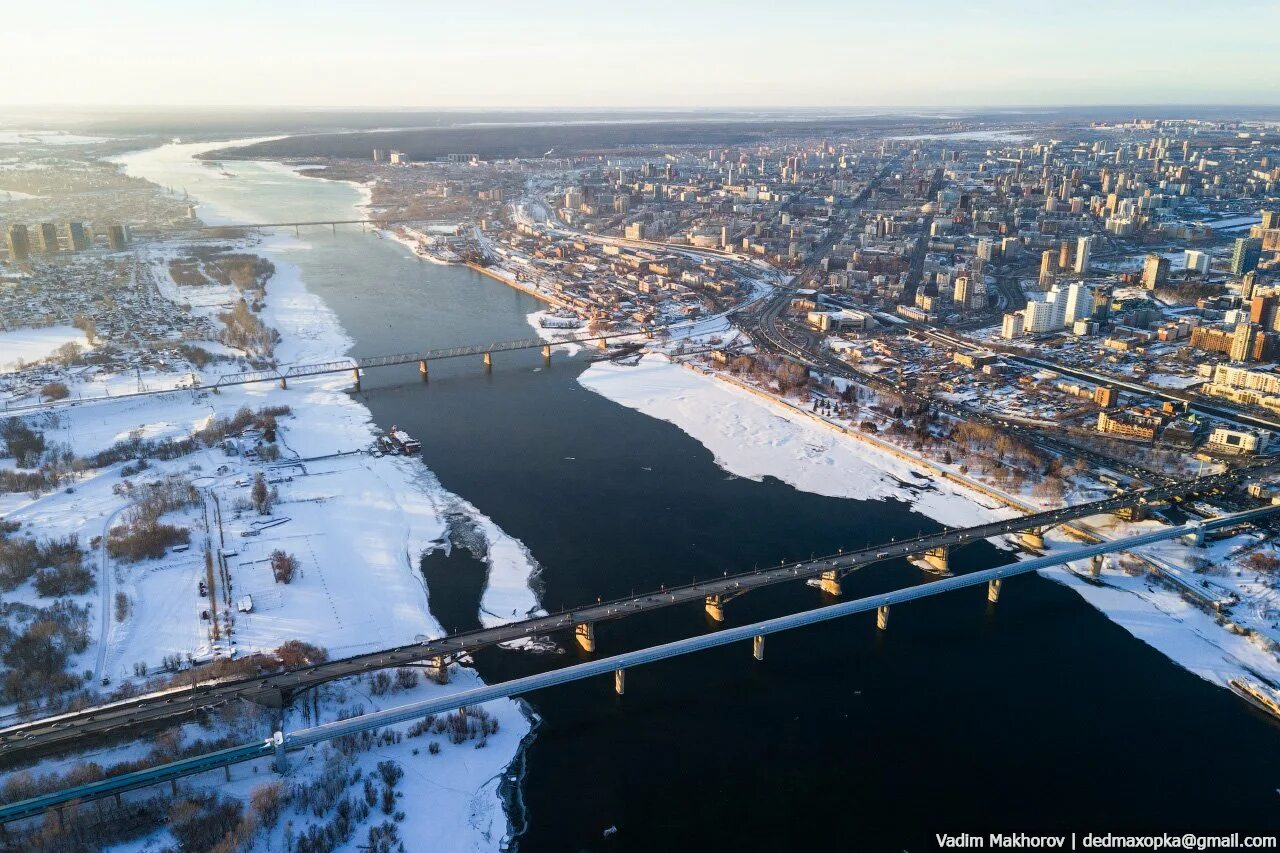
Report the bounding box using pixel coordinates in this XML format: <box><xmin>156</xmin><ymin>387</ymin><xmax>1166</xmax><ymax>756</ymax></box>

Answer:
<box><xmin>6</xmin><ymin>224</ymin><xmax>30</xmax><ymax>261</ymax></box>
<box><xmin>1231</xmin><ymin>237</ymin><xmax>1262</xmax><ymax>276</ymax></box>
<box><xmin>1141</xmin><ymin>253</ymin><xmax>1170</xmax><ymax>289</ymax></box>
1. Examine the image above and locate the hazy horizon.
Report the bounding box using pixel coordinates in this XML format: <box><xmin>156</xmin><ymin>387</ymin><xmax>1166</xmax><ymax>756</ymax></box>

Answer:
<box><xmin>8</xmin><ymin>0</ymin><xmax>1279</xmax><ymax>110</ymax></box>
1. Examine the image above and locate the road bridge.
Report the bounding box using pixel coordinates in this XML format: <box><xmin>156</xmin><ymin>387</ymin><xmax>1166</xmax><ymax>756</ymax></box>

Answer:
<box><xmin>0</xmin><ymin>468</ymin><xmax>1262</xmax><ymax>764</ymax></box>
<box><xmin>156</xmin><ymin>217</ymin><xmax>463</xmax><ymax>233</ymax></box>
<box><xmin>2</xmin><ymin>506</ymin><xmax>1274</xmax><ymax>826</ymax></box>
<box><xmin>2</xmin><ymin>325</ymin><xmax>655</xmax><ymax>414</ymax></box>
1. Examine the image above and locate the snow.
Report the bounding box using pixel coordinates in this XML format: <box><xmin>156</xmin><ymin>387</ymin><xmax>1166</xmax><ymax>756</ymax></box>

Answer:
<box><xmin>0</xmin><ymin>140</ymin><xmax>545</xmax><ymax>850</ymax></box>
<box><xmin>0</xmin><ymin>130</ymin><xmax>112</xmax><ymax>146</ymax></box>
<box><xmin>579</xmin><ymin>354</ymin><xmax>1009</xmax><ymax>528</ymax></box>
<box><xmin>890</xmin><ymin>130</ymin><xmax>1033</xmax><ymax>142</ymax></box>
<box><xmin>0</xmin><ymin>188</ymin><xmax>44</xmax><ymax>200</ymax></box>
<box><xmin>578</xmin><ymin>353</ymin><xmax>1280</xmax><ymax>700</ymax></box>
<box><xmin>0</xmin><ymin>324</ymin><xmax>90</xmax><ymax>372</ymax></box>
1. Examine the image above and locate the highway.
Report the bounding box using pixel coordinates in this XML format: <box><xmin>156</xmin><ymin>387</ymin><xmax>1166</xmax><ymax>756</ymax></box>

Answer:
<box><xmin>4</xmin><ymin>505</ymin><xmax>1276</xmax><ymax>825</ymax></box>
<box><xmin>0</xmin><ymin>467</ymin><xmax>1260</xmax><ymax>765</ymax></box>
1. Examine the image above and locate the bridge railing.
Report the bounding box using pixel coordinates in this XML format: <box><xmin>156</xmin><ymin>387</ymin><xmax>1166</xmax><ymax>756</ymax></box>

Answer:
<box><xmin>4</xmin><ymin>506</ymin><xmax>1273</xmax><ymax>824</ymax></box>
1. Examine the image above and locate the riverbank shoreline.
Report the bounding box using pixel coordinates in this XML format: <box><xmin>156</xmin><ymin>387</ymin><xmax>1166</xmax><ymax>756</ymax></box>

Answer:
<box><xmin>102</xmin><ymin>141</ymin><xmax>543</xmax><ymax>850</ymax></box>
<box><xmin>579</xmin><ymin>352</ymin><xmax>1280</xmax><ymax>698</ymax></box>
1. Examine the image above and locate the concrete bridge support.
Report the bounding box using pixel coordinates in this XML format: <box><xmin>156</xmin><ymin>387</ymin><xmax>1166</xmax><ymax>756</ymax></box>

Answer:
<box><xmin>427</xmin><ymin>655</ymin><xmax>450</xmax><ymax>684</ymax></box>
<box><xmin>987</xmin><ymin>578</ymin><xmax>1002</xmax><ymax>603</ymax></box>
<box><xmin>876</xmin><ymin>605</ymin><xmax>890</xmax><ymax>631</ymax></box>
<box><xmin>1019</xmin><ymin>527</ymin><xmax>1046</xmax><ymax>551</ymax></box>
<box><xmin>278</xmin><ymin>377</ymin><xmax>287</xmax><ymax>390</ymax></box>
<box><xmin>1089</xmin><ymin>554</ymin><xmax>1104</xmax><ymax>579</ymax></box>
<box><xmin>819</xmin><ymin>569</ymin><xmax>842</xmax><ymax>596</ymax></box>
<box><xmin>576</xmin><ymin>622</ymin><xmax>596</xmax><ymax>653</ymax></box>
<box><xmin>597</xmin><ymin>337</ymin><xmax>609</xmax><ymax>351</ymax></box>
<box><xmin>542</xmin><ymin>344</ymin><xmax>552</xmax><ymax>363</ymax></box>
<box><xmin>483</xmin><ymin>352</ymin><xmax>493</xmax><ymax>372</ymax></box>
<box><xmin>753</xmin><ymin>635</ymin><xmax>765</xmax><ymax>661</ymax></box>
<box><xmin>351</xmin><ymin>369</ymin><xmax>361</xmax><ymax>391</ymax></box>
<box><xmin>922</xmin><ymin>545</ymin><xmax>950</xmax><ymax>574</ymax></box>
<box><xmin>1116</xmin><ymin>504</ymin><xmax>1149</xmax><ymax>523</ymax></box>
<box><xmin>1184</xmin><ymin>527</ymin><xmax>1206</xmax><ymax>547</ymax></box>
<box><xmin>418</xmin><ymin>359</ymin><xmax>429</xmax><ymax>382</ymax></box>
<box><xmin>614</xmin><ymin>668</ymin><xmax>625</xmax><ymax>695</ymax></box>
<box><xmin>273</xmin><ymin>731</ymin><xmax>287</xmax><ymax>774</ymax></box>
<box><xmin>705</xmin><ymin>594</ymin><xmax>726</xmax><ymax>622</ymax></box>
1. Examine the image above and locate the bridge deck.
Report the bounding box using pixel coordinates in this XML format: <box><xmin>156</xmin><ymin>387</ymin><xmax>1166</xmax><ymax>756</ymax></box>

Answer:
<box><xmin>0</xmin><ymin>467</ymin><xmax>1255</xmax><ymax>762</ymax></box>
<box><xmin>3</xmin><ymin>506</ymin><xmax>1274</xmax><ymax>824</ymax></box>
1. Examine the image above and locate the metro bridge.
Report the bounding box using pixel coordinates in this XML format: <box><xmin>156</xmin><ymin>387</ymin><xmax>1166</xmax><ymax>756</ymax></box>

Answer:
<box><xmin>0</xmin><ymin>466</ymin><xmax>1263</xmax><ymax>766</ymax></box>
<box><xmin>1</xmin><ymin>505</ymin><xmax>1275</xmax><ymax>826</ymax></box>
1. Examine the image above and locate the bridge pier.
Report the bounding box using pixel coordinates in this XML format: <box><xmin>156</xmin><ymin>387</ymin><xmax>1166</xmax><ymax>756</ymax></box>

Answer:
<box><xmin>1184</xmin><ymin>527</ymin><xmax>1206</xmax><ymax>548</ymax></box>
<box><xmin>351</xmin><ymin>369</ymin><xmax>361</xmax><ymax>391</ymax></box>
<box><xmin>1089</xmin><ymin>554</ymin><xmax>1104</xmax><ymax>578</ymax></box>
<box><xmin>753</xmin><ymin>635</ymin><xmax>765</xmax><ymax>661</ymax></box>
<box><xmin>542</xmin><ymin>344</ymin><xmax>552</xmax><ymax>363</ymax></box>
<box><xmin>987</xmin><ymin>578</ymin><xmax>1002</xmax><ymax>603</ymax></box>
<box><xmin>273</xmin><ymin>731</ymin><xmax>288</xmax><ymax>774</ymax></box>
<box><xmin>921</xmin><ymin>545</ymin><xmax>950</xmax><ymax>574</ymax></box>
<box><xmin>597</xmin><ymin>337</ymin><xmax>608</xmax><ymax>351</ymax></box>
<box><xmin>278</xmin><ymin>377</ymin><xmax>287</xmax><ymax>390</ymax></box>
<box><xmin>427</xmin><ymin>655</ymin><xmax>450</xmax><ymax>684</ymax></box>
<box><xmin>418</xmin><ymin>359</ymin><xmax>429</xmax><ymax>382</ymax></box>
<box><xmin>483</xmin><ymin>352</ymin><xmax>493</xmax><ymax>372</ymax></box>
<box><xmin>1019</xmin><ymin>527</ymin><xmax>1045</xmax><ymax>551</ymax></box>
<box><xmin>1116</xmin><ymin>504</ymin><xmax>1149</xmax><ymax>523</ymax></box>
<box><xmin>876</xmin><ymin>604</ymin><xmax>890</xmax><ymax>631</ymax></box>
<box><xmin>576</xmin><ymin>622</ymin><xmax>596</xmax><ymax>653</ymax></box>
<box><xmin>819</xmin><ymin>569</ymin><xmax>842</xmax><ymax>596</ymax></box>
<box><xmin>614</xmin><ymin>668</ymin><xmax>625</xmax><ymax>695</ymax></box>
<box><xmin>705</xmin><ymin>594</ymin><xmax>726</xmax><ymax>622</ymax></box>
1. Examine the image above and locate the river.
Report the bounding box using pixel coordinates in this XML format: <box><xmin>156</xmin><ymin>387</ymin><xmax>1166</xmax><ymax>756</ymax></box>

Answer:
<box><xmin>119</xmin><ymin>145</ymin><xmax>1280</xmax><ymax>851</ymax></box>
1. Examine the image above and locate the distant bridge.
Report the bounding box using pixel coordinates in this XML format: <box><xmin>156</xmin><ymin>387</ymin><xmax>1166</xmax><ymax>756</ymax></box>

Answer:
<box><xmin>0</xmin><ymin>465</ymin><xmax>1265</xmax><ymax>766</ymax></box>
<box><xmin>2</xmin><ymin>326</ymin><xmax>652</xmax><ymax>414</ymax></box>
<box><xmin>1</xmin><ymin>505</ymin><xmax>1275</xmax><ymax>825</ymax></box>
<box><xmin>159</xmin><ymin>217</ymin><xmax>464</xmax><ymax>234</ymax></box>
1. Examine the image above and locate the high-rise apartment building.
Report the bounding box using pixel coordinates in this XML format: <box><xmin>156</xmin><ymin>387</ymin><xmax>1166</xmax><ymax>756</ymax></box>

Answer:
<box><xmin>1074</xmin><ymin>235</ymin><xmax>1093</xmax><ymax>274</ymax></box>
<box><xmin>1231</xmin><ymin>237</ymin><xmax>1262</xmax><ymax>276</ymax></box>
<box><xmin>6</xmin><ymin>224</ymin><xmax>30</xmax><ymax>261</ymax></box>
<box><xmin>1141</xmin><ymin>253</ymin><xmax>1169</xmax><ymax>289</ymax></box>
<box><xmin>107</xmin><ymin>224</ymin><xmax>129</xmax><ymax>251</ymax></box>
<box><xmin>35</xmin><ymin>223</ymin><xmax>59</xmax><ymax>254</ymax></box>
<box><xmin>64</xmin><ymin>222</ymin><xmax>90</xmax><ymax>252</ymax></box>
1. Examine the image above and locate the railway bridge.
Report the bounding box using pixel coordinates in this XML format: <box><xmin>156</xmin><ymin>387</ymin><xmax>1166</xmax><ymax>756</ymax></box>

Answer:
<box><xmin>1</xmin><ymin>505</ymin><xmax>1276</xmax><ymax>826</ymax></box>
<box><xmin>0</xmin><ymin>465</ymin><xmax>1263</xmax><ymax>766</ymax></box>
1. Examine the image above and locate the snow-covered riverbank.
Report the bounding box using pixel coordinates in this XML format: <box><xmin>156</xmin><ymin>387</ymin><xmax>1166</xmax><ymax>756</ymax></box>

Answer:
<box><xmin>7</xmin><ymin>140</ymin><xmax>549</xmax><ymax>849</ymax></box>
<box><xmin>578</xmin><ymin>354</ymin><xmax>1280</xmax><ymax>695</ymax></box>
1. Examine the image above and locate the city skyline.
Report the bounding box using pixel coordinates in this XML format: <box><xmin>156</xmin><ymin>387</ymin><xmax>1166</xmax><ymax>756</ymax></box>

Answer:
<box><xmin>6</xmin><ymin>0</ymin><xmax>1280</xmax><ymax>110</ymax></box>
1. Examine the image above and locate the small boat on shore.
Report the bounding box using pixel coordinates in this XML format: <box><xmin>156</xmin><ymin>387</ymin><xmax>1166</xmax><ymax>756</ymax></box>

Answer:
<box><xmin>387</xmin><ymin>425</ymin><xmax>421</xmax><ymax>454</ymax></box>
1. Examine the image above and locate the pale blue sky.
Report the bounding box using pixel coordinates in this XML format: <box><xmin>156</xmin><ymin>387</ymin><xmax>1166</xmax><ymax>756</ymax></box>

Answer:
<box><xmin>7</xmin><ymin>0</ymin><xmax>1278</xmax><ymax>108</ymax></box>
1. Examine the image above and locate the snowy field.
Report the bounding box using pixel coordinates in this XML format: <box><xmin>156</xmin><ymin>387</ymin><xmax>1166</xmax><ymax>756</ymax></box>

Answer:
<box><xmin>0</xmin><ymin>325</ymin><xmax>90</xmax><ymax>372</ymax></box>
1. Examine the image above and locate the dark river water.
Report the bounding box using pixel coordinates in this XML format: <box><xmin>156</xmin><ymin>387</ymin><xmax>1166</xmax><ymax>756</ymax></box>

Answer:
<box><xmin>313</xmin><ymin>251</ymin><xmax>1280</xmax><ymax>853</ymax></box>
<box><xmin>118</xmin><ymin>149</ymin><xmax>1280</xmax><ymax>851</ymax></box>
